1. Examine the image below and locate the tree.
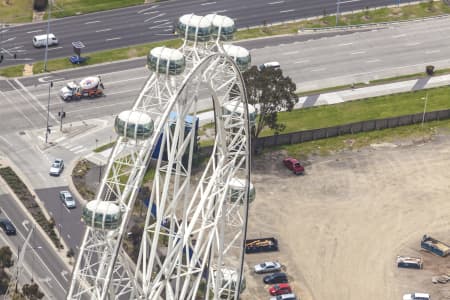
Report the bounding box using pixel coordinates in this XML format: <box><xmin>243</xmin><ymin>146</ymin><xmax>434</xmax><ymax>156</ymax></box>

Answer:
<box><xmin>0</xmin><ymin>246</ymin><xmax>14</xmax><ymax>268</ymax></box>
<box><xmin>21</xmin><ymin>283</ymin><xmax>44</xmax><ymax>300</ymax></box>
<box><xmin>242</xmin><ymin>66</ymin><xmax>298</xmax><ymax>138</ymax></box>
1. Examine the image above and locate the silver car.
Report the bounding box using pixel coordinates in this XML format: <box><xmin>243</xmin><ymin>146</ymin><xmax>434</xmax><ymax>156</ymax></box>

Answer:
<box><xmin>59</xmin><ymin>191</ymin><xmax>76</xmax><ymax>209</ymax></box>
<box><xmin>254</xmin><ymin>261</ymin><xmax>281</xmax><ymax>274</ymax></box>
<box><xmin>49</xmin><ymin>159</ymin><xmax>64</xmax><ymax>176</ymax></box>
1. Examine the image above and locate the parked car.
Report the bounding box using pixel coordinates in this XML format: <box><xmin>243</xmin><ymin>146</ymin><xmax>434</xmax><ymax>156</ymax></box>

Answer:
<box><xmin>403</xmin><ymin>293</ymin><xmax>430</xmax><ymax>300</ymax></box>
<box><xmin>283</xmin><ymin>158</ymin><xmax>304</xmax><ymax>175</ymax></box>
<box><xmin>0</xmin><ymin>219</ymin><xmax>16</xmax><ymax>235</ymax></box>
<box><xmin>263</xmin><ymin>272</ymin><xmax>288</xmax><ymax>284</ymax></box>
<box><xmin>49</xmin><ymin>159</ymin><xmax>64</xmax><ymax>176</ymax></box>
<box><xmin>59</xmin><ymin>191</ymin><xmax>76</xmax><ymax>209</ymax></box>
<box><xmin>269</xmin><ymin>283</ymin><xmax>292</xmax><ymax>296</ymax></box>
<box><xmin>254</xmin><ymin>261</ymin><xmax>281</xmax><ymax>274</ymax></box>
<box><xmin>269</xmin><ymin>293</ymin><xmax>297</xmax><ymax>300</ymax></box>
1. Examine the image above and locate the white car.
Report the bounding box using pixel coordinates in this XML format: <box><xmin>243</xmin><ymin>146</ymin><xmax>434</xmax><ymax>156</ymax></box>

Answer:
<box><xmin>403</xmin><ymin>293</ymin><xmax>430</xmax><ymax>300</ymax></box>
<box><xmin>254</xmin><ymin>261</ymin><xmax>281</xmax><ymax>274</ymax></box>
<box><xmin>49</xmin><ymin>159</ymin><xmax>64</xmax><ymax>176</ymax></box>
<box><xmin>270</xmin><ymin>293</ymin><xmax>297</xmax><ymax>300</ymax></box>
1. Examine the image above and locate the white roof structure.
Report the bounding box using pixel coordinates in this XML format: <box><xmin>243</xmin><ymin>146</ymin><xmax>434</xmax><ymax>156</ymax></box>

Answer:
<box><xmin>117</xmin><ymin>110</ymin><xmax>152</xmax><ymax>126</ymax></box>
<box><xmin>179</xmin><ymin>14</ymin><xmax>211</xmax><ymax>29</ymax></box>
<box><xmin>223</xmin><ymin>100</ymin><xmax>256</xmax><ymax>115</ymax></box>
<box><xmin>205</xmin><ymin>14</ymin><xmax>234</xmax><ymax>28</ymax></box>
<box><xmin>150</xmin><ymin>47</ymin><xmax>184</xmax><ymax>61</ymax></box>
<box><xmin>223</xmin><ymin>44</ymin><xmax>249</xmax><ymax>59</ymax></box>
<box><xmin>86</xmin><ymin>200</ymin><xmax>120</xmax><ymax>215</ymax></box>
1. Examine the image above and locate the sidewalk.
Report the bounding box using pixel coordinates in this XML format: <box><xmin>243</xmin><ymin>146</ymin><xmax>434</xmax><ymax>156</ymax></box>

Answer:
<box><xmin>296</xmin><ymin>73</ymin><xmax>450</xmax><ymax>108</ymax></box>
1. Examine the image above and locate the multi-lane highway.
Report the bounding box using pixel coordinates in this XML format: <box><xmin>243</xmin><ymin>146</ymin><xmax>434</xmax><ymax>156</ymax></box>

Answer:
<box><xmin>0</xmin><ymin>12</ymin><xmax>449</xmax><ymax>298</ymax></box>
<box><xmin>0</xmin><ymin>0</ymin><xmax>420</xmax><ymax>67</ymax></box>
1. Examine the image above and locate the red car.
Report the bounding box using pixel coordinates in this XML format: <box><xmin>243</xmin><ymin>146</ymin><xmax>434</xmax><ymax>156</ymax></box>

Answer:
<box><xmin>269</xmin><ymin>283</ymin><xmax>292</xmax><ymax>296</ymax></box>
<box><xmin>283</xmin><ymin>157</ymin><xmax>305</xmax><ymax>175</ymax></box>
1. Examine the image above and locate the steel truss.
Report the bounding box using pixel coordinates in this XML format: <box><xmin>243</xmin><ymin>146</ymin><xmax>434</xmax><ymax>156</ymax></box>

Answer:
<box><xmin>68</xmin><ymin>18</ymin><xmax>251</xmax><ymax>300</ymax></box>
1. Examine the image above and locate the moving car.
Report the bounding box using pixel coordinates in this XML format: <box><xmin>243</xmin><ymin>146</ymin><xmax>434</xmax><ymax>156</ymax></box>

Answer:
<box><xmin>0</xmin><ymin>219</ymin><xmax>17</xmax><ymax>235</ymax></box>
<box><xmin>32</xmin><ymin>33</ymin><xmax>58</xmax><ymax>48</ymax></box>
<box><xmin>269</xmin><ymin>283</ymin><xmax>292</xmax><ymax>296</ymax></box>
<box><xmin>254</xmin><ymin>261</ymin><xmax>281</xmax><ymax>274</ymax></box>
<box><xmin>269</xmin><ymin>293</ymin><xmax>297</xmax><ymax>300</ymax></box>
<box><xmin>283</xmin><ymin>157</ymin><xmax>305</xmax><ymax>175</ymax></box>
<box><xmin>263</xmin><ymin>272</ymin><xmax>288</xmax><ymax>284</ymax></box>
<box><xmin>59</xmin><ymin>191</ymin><xmax>76</xmax><ymax>209</ymax></box>
<box><xmin>49</xmin><ymin>159</ymin><xmax>64</xmax><ymax>176</ymax></box>
<box><xmin>259</xmin><ymin>61</ymin><xmax>280</xmax><ymax>70</ymax></box>
<box><xmin>403</xmin><ymin>293</ymin><xmax>430</xmax><ymax>300</ymax></box>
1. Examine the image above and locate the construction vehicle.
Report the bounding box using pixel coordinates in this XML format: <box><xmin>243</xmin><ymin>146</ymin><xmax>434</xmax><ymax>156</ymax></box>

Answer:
<box><xmin>421</xmin><ymin>235</ymin><xmax>450</xmax><ymax>257</ymax></box>
<box><xmin>59</xmin><ymin>76</ymin><xmax>104</xmax><ymax>101</ymax></box>
<box><xmin>396</xmin><ymin>255</ymin><xmax>423</xmax><ymax>269</ymax></box>
<box><xmin>245</xmin><ymin>237</ymin><xmax>278</xmax><ymax>254</ymax></box>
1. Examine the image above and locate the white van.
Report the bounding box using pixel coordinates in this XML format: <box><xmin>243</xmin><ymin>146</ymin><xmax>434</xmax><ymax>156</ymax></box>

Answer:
<box><xmin>259</xmin><ymin>61</ymin><xmax>280</xmax><ymax>70</ymax></box>
<box><xmin>32</xmin><ymin>33</ymin><xmax>58</xmax><ymax>48</ymax></box>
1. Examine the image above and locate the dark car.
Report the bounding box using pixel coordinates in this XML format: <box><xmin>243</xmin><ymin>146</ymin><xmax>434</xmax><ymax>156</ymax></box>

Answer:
<box><xmin>283</xmin><ymin>157</ymin><xmax>305</xmax><ymax>175</ymax></box>
<box><xmin>263</xmin><ymin>272</ymin><xmax>288</xmax><ymax>284</ymax></box>
<box><xmin>0</xmin><ymin>219</ymin><xmax>17</xmax><ymax>235</ymax></box>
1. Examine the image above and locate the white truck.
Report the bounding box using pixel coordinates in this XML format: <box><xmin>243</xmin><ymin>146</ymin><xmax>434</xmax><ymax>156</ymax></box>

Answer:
<box><xmin>59</xmin><ymin>76</ymin><xmax>104</xmax><ymax>101</ymax></box>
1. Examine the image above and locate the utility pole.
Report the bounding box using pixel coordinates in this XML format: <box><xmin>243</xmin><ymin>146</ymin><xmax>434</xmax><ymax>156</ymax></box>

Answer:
<box><xmin>43</xmin><ymin>0</ymin><xmax>52</xmax><ymax>72</ymax></box>
<box><xmin>45</xmin><ymin>81</ymin><xmax>53</xmax><ymax>143</ymax></box>
<box><xmin>421</xmin><ymin>92</ymin><xmax>429</xmax><ymax>128</ymax></box>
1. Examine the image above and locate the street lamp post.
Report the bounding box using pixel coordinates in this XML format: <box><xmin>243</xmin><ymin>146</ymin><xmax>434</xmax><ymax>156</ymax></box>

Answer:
<box><xmin>45</xmin><ymin>81</ymin><xmax>53</xmax><ymax>143</ymax></box>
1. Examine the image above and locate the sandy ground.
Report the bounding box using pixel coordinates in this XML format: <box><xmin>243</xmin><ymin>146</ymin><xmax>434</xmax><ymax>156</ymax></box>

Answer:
<box><xmin>241</xmin><ymin>133</ymin><xmax>450</xmax><ymax>300</ymax></box>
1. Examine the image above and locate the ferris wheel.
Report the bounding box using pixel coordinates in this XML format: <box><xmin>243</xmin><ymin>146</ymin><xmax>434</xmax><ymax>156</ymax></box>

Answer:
<box><xmin>67</xmin><ymin>13</ymin><xmax>255</xmax><ymax>300</ymax></box>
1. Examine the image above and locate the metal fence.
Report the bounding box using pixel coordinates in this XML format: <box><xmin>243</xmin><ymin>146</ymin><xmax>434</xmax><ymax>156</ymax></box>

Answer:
<box><xmin>254</xmin><ymin>109</ymin><xmax>450</xmax><ymax>150</ymax></box>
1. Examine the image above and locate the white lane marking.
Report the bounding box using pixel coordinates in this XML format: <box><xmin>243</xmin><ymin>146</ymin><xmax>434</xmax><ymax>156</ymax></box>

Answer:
<box><xmin>366</xmin><ymin>59</ymin><xmax>380</xmax><ymax>63</ymax></box>
<box><xmin>295</xmin><ymin>59</ymin><xmax>309</xmax><ymax>64</ymax></box>
<box><xmin>69</xmin><ymin>145</ymin><xmax>83</xmax><ymax>151</ymax></box>
<box><xmin>38</xmin><ymin>76</ymin><xmax>65</xmax><ymax>83</ymax></box>
<box><xmin>47</xmin><ymin>46</ymin><xmax>63</xmax><ymax>51</ymax></box>
<box><xmin>201</xmin><ymin>1</ymin><xmax>216</xmax><ymax>5</ymax></box>
<box><xmin>106</xmin><ymin>37</ymin><xmax>121</xmax><ymax>41</ymax></box>
<box><xmin>61</xmin><ymin>270</ymin><xmax>69</xmax><ymax>282</ymax></box>
<box><xmin>54</xmin><ymin>136</ymin><xmax>66</xmax><ymax>143</ymax></box>
<box><xmin>74</xmin><ymin>147</ymin><xmax>87</xmax><ymax>154</ymax></box>
<box><xmin>14</xmin><ymin>79</ymin><xmax>58</xmax><ymax>123</ymax></box>
<box><xmin>138</xmin><ymin>5</ymin><xmax>159</xmax><ymax>14</ymax></box>
<box><xmin>2</xmin><ymin>37</ymin><xmax>15</xmax><ymax>43</ymax></box>
<box><xmin>85</xmin><ymin>20</ymin><xmax>100</xmax><ymax>24</ymax></box>
<box><xmin>153</xmin><ymin>19</ymin><xmax>169</xmax><ymax>23</ymax></box>
<box><xmin>2</xmin><ymin>82</ymin><xmax>40</xmax><ymax>127</ymax></box>
<box><xmin>67</xmin><ymin>234</ymin><xmax>71</xmax><ymax>239</ymax></box>
<box><xmin>284</xmin><ymin>50</ymin><xmax>299</xmax><ymax>55</ymax></box>
<box><xmin>0</xmin><ymin>136</ymin><xmax>12</xmax><ymax>147</ymax></box>
<box><xmin>351</xmin><ymin>51</ymin><xmax>366</xmax><ymax>55</ymax></box>
<box><xmin>268</xmin><ymin>0</ymin><xmax>284</xmax><ymax>4</ymax></box>
<box><xmin>338</xmin><ymin>42</ymin><xmax>353</xmax><ymax>46</ymax></box>
<box><xmin>156</xmin><ymin>33</ymin><xmax>175</xmax><ymax>36</ymax></box>
<box><xmin>144</xmin><ymin>10</ymin><xmax>160</xmax><ymax>15</ymax></box>
<box><xmin>22</xmin><ymin>220</ymin><xmax>30</xmax><ymax>231</ymax></box>
<box><xmin>95</xmin><ymin>28</ymin><xmax>111</xmax><ymax>33</ymax></box>
<box><xmin>406</xmin><ymin>41</ymin><xmax>421</xmax><ymax>46</ymax></box>
<box><xmin>280</xmin><ymin>9</ymin><xmax>295</xmax><ymax>13</ymax></box>
<box><xmin>149</xmin><ymin>22</ymin><xmax>172</xmax><ymax>30</ymax></box>
<box><xmin>27</xmin><ymin>29</ymin><xmax>43</xmax><ymax>34</ymax></box>
<box><xmin>392</xmin><ymin>33</ymin><xmax>406</xmax><ymax>38</ymax></box>
<box><xmin>144</xmin><ymin>12</ymin><xmax>166</xmax><ymax>22</ymax></box>
<box><xmin>215</xmin><ymin>9</ymin><xmax>228</xmax><ymax>13</ymax></box>
<box><xmin>311</xmin><ymin>68</ymin><xmax>326</xmax><ymax>72</ymax></box>
<box><xmin>425</xmin><ymin>49</ymin><xmax>440</xmax><ymax>54</ymax></box>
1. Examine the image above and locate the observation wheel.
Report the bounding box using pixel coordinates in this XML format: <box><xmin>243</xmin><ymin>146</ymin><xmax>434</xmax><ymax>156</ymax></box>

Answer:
<box><xmin>67</xmin><ymin>14</ymin><xmax>254</xmax><ymax>300</ymax></box>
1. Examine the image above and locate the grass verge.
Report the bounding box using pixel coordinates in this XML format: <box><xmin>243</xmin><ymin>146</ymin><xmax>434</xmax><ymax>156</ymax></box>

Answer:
<box><xmin>262</xmin><ymin>86</ymin><xmax>450</xmax><ymax>137</ymax></box>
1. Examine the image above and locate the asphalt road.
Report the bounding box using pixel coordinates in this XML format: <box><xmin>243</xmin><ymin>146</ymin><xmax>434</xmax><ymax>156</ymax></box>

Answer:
<box><xmin>0</xmin><ymin>15</ymin><xmax>449</xmax><ymax>297</ymax></box>
<box><xmin>0</xmin><ymin>0</ymin><xmax>420</xmax><ymax>67</ymax></box>
<box><xmin>0</xmin><ymin>191</ymin><xmax>69</xmax><ymax>299</ymax></box>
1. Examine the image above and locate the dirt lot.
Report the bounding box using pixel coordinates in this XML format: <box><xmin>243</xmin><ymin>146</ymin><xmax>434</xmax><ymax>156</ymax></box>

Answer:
<box><xmin>241</xmin><ymin>133</ymin><xmax>450</xmax><ymax>300</ymax></box>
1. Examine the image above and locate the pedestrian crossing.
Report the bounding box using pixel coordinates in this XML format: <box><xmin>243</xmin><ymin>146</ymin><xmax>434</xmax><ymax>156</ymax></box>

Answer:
<box><xmin>60</xmin><ymin>142</ymin><xmax>90</xmax><ymax>155</ymax></box>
